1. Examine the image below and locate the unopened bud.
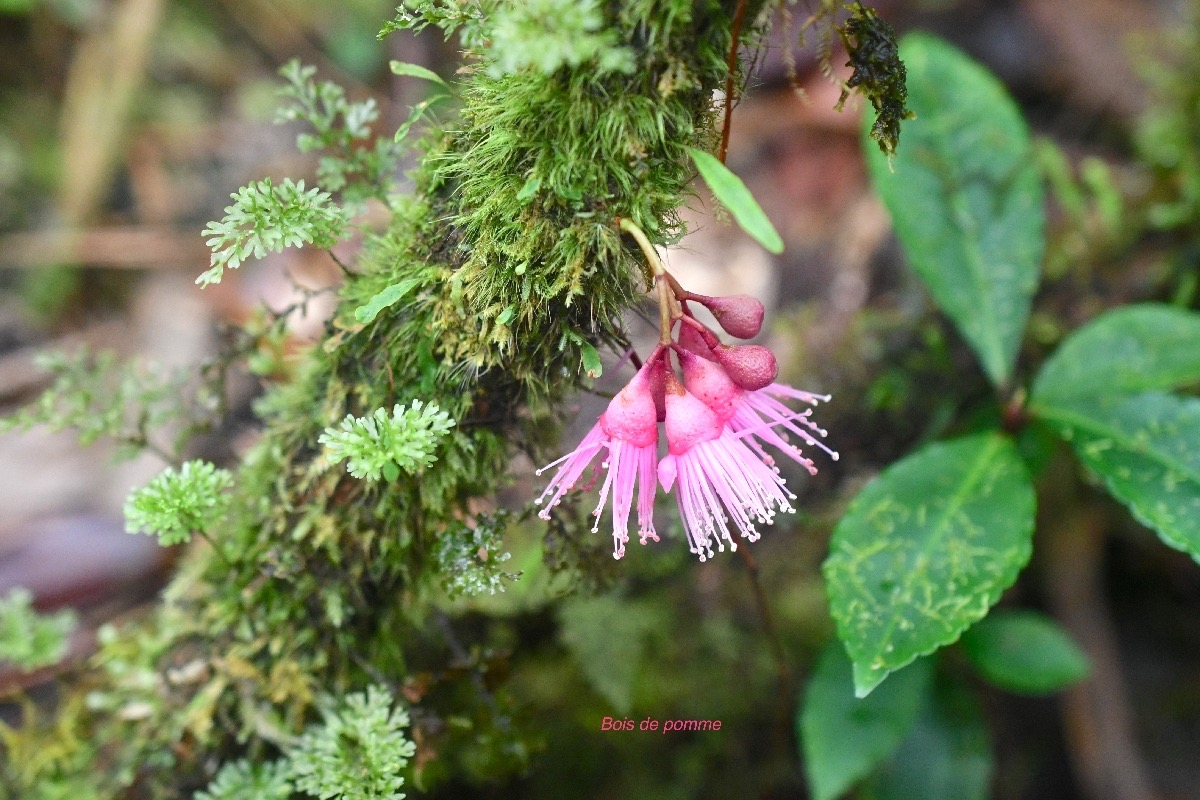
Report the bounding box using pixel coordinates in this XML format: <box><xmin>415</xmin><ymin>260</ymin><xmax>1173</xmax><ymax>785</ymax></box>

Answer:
<box><xmin>713</xmin><ymin>343</ymin><xmax>778</xmax><ymax>390</ymax></box>
<box><xmin>691</xmin><ymin>293</ymin><xmax>765</xmax><ymax>339</ymax></box>
<box><xmin>677</xmin><ymin>321</ymin><xmax>717</xmax><ymax>360</ymax></box>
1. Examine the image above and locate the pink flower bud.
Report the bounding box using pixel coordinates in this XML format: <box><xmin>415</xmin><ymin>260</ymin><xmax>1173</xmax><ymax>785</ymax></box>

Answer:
<box><xmin>600</xmin><ymin>366</ymin><xmax>658</xmax><ymax>447</ymax></box>
<box><xmin>677</xmin><ymin>319</ymin><xmax>717</xmax><ymax>360</ymax></box>
<box><xmin>713</xmin><ymin>344</ymin><xmax>778</xmax><ymax>391</ymax></box>
<box><xmin>536</xmin><ymin>349</ymin><xmax>664</xmax><ymax>558</ymax></box>
<box><xmin>660</xmin><ymin>371</ymin><xmax>723</xmax><ymax>455</ymax></box>
<box><xmin>677</xmin><ymin>347</ymin><xmax>740</xmax><ymax>423</ymax></box>
<box><xmin>691</xmin><ymin>293</ymin><xmax>765</xmax><ymax>339</ymax></box>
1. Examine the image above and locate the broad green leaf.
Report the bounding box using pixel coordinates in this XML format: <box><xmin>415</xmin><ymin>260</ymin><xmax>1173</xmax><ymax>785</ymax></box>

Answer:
<box><xmin>685</xmin><ymin>146</ymin><xmax>783</xmax><ymax>254</ymax></box>
<box><xmin>865</xmin><ymin>681</ymin><xmax>991</xmax><ymax>800</ymax></box>
<box><xmin>1031</xmin><ymin>304</ymin><xmax>1200</xmax><ymax>407</ymax></box>
<box><xmin>388</xmin><ymin>60</ymin><xmax>450</xmax><ymax>89</ymax></box>
<box><xmin>1040</xmin><ymin>392</ymin><xmax>1200</xmax><ymax>562</ymax></box>
<box><xmin>824</xmin><ymin>432</ymin><xmax>1035</xmax><ymax>697</ymax></box>
<box><xmin>354</xmin><ymin>278</ymin><xmax>421</xmax><ymax>324</ymax></box>
<box><xmin>865</xmin><ymin>34</ymin><xmax>1044</xmax><ymax>388</ymax></box>
<box><xmin>960</xmin><ymin>610</ymin><xmax>1089</xmax><ymax>695</ymax></box>
<box><xmin>799</xmin><ymin>644</ymin><xmax>932</xmax><ymax>800</ymax></box>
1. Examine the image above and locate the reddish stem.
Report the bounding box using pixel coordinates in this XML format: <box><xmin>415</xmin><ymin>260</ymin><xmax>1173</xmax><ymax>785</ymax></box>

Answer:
<box><xmin>718</xmin><ymin>0</ymin><xmax>749</xmax><ymax>164</ymax></box>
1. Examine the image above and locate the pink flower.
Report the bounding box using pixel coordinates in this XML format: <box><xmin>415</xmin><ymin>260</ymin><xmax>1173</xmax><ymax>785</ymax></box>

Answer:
<box><xmin>676</xmin><ymin>347</ymin><xmax>838</xmax><ymax>476</ymax></box>
<box><xmin>656</xmin><ymin>372</ymin><xmax>796</xmax><ymax>561</ymax></box>
<box><xmin>536</xmin><ymin>353</ymin><xmax>662</xmax><ymax>558</ymax></box>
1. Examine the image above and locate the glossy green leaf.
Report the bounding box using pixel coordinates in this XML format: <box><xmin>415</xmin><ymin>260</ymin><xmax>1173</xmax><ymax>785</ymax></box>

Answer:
<box><xmin>865</xmin><ymin>34</ymin><xmax>1044</xmax><ymax>388</ymax></box>
<box><xmin>1040</xmin><ymin>392</ymin><xmax>1200</xmax><ymax>563</ymax></box>
<box><xmin>961</xmin><ymin>610</ymin><xmax>1089</xmax><ymax>695</ymax></box>
<box><xmin>388</xmin><ymin>60</ymin><xmax>450</xmax><ymax>89</ymax></box>
<box><xmin>824</xmin><ymin>432</ymin><xmax>1035</xmax><ymax>697</ymax></box>
<box><xmin>685</xmin><ymin>146</ymin><xmax>784</xmax><ymax>254</ymax></box>
<box><xmin>354</xmin><ymin>278</ymin><xmax>421</xmax><ymax>324</ymax></box>
<box><xmin>1031</xmin><ymin>304</ymin><xmax>1200</xmax><ymax>407</ymax></box>
<box><xmin>865</xmin><ymin>681</ymin><xmax>992</xmax><ymax>800</ymax></box>
<box><xmin>799</xmin><ymin>644</ymin><xmax>932</xmax><ymax>800</ymax></box>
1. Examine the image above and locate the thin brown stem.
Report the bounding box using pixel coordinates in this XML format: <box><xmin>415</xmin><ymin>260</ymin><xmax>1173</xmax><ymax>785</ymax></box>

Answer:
<box><xmin>1042</xmin><ymin>503</ymin><xmax>1159</xmax><ymax>800</ymax></box>
<box><xmin>737</xmin><ymin>539</ymin><xmax>793</xmax><ymax>771</ymax></box>
<box><xmin>718</xmin><ymin>0</ymin><xmax>749</xmax><ymax>164</ymax></box>
<box><xmin>738</xmin><ymin>540</ymin><xmax>790</xmax><ymax>688</ymax></box>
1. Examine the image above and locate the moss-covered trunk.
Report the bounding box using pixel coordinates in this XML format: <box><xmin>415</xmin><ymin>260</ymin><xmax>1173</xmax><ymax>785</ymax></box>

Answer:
<box><xmin>9</xmin><ymin>2</ymin><xmax>767</xmax><ymax>796</ymax></box>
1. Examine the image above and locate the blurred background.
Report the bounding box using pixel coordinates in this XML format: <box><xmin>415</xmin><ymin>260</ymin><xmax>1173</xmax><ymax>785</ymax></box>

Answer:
<box><xmin>0</xmin><ymin>1</ymin><xmax>1197</xmax><ymax>798</ymax></box>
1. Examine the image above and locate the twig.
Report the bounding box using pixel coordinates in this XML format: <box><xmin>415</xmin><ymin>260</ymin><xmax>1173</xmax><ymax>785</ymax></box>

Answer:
<box><xmin>737</xmin><ymin>539</ymin><xmax>793</xmax><ymax>764</ymax></box>
<box><xmin>737</xmin><ymin>540</ymin><xmax>791</xmax><ymax>689</ymax></box>
<box><xmin>1042</xmin><ymin>502</ymin><xmax>1160</xmax><ymax>800</ymax></box>
<box><xmin>718</xmin><ymin>0</ymin><xmax>749</xmax><ymax>164</ymax></box>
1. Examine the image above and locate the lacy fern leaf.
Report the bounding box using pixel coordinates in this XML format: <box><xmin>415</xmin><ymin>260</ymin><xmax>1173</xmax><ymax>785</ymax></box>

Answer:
<box><xmin>0</xmin><ymin>589</ymin><xmax>75</xmax><ymax>671</ymax></box>
<box><xmin>287</xmin><ymin>686</ymin><xmax>415</xmax><ymax>800</ymax></box>
<box><xmin>124</xmin><ymin>460</ymin><xmax>234</xmax><ymax>546</ymax></box>
<box><xmin>194</xmin><ymin>759</ymin><xmax>292</xmax><ymax>800</ymax></box>
<box><xmin>319</xmin><ymin>400</ymin><xmax>455</xmax><ymax>482</ymax></box>
<box><xmin>198</xmin><ymin>178</ymin><xmax>345</xmax><ymax>287</ymax></box>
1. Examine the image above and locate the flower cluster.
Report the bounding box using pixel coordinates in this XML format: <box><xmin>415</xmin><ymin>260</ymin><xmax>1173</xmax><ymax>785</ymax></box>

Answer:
<box><xmin>537</xmin><ymin>287</ymin><xmax>837</xmax><ymax>561</ymax></box>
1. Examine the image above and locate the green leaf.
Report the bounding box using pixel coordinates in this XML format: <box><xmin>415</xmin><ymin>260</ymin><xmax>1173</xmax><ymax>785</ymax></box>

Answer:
<box><xmin>864</xmin><ymin>681</ymin><xmax>992</xmax><ymax>800</ymax></box>
<box><xmin>319</xmin><ymin>400</ymin><xmax>455</xmax><ymax>482</ymax></box>
<box><xmin>0</xmin><ymin>588</ymin><xmax>76</xmax><ymax>671</ymax></box>
<box><xmin>580</xmin><ymin>340</ymin><xmax>603</xmax><ymax>378</ymax></box>
<box><xmin>799</xmin><ymin>643</ymin><xmax>932</xmax><ymax>800</ymax></box>
<box><xmin>388</xmin><ymin>60</ymin><xmax>450</xmax><ymax>89</ymax></box>
<box><xmin>195</xmin><ymin>759</ymin><xmax>292</xmax><ymax>800</ymax></box>
<box><xmin>124</xmin><ymin>460</ymin><xmax>234</xmax><ymax>546</ymax></box>
<box><xmin>199</xmin><ymin>178</ymin><xmax>346</xmax><ymax>286</ymax></box>
<box><xmin>516</xmin><ymin>174</ymin><xmax>542</xmax><ymax>202</ymax></box>
<box><xmin>864</xmin><ymin>34</ymin><xmax>1044</xmax><ymax>388</ymax></box>
<box><xmin>393</xmin><ymin>93</ymin><xmax>449</xmax><ymax>143</ymax></box>
<box><xmin>685</xmin><ymin>146</ymin><xmax>784</xmax><ymax>254</ymax></box>
<box><xmin>824</xmin><ymin>432</ymin><xmax>1035</xmax><ymax>697</ymax></box>
<box><xmin>1031</xmin><ymin>304</ymin><xmax>1200</xmax><ymax>407</ymax></box>
<box><xmin>1040</xmin><ymin>392</ymin><xmax>1200</xmax><ymax>562</ymax></box>
<box><xmin>354</xmin><ymin>278</ymin><xmax>421</xmax><ymax>324</ymax></box>
<box><xmin>286</xmin><ymin>685</ymin><xmax>414</xmax><ymax>800</ymax></box>
<box><xmin>960</xmin><ymin>610</ymin><xmax>1089</xmax><ymax>694</ymax></box>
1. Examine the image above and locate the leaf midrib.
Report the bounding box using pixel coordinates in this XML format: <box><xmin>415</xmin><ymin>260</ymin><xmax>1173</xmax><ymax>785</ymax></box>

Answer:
<box><xmin>1037</xmin><ymin>403</ymin><xmax>1200</xmax><ymax>487</ymax></box>
<box><xmin>861</xmin><ymin>435</ymin><xmax>1005</xmax><ymax>670</ymax></box>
